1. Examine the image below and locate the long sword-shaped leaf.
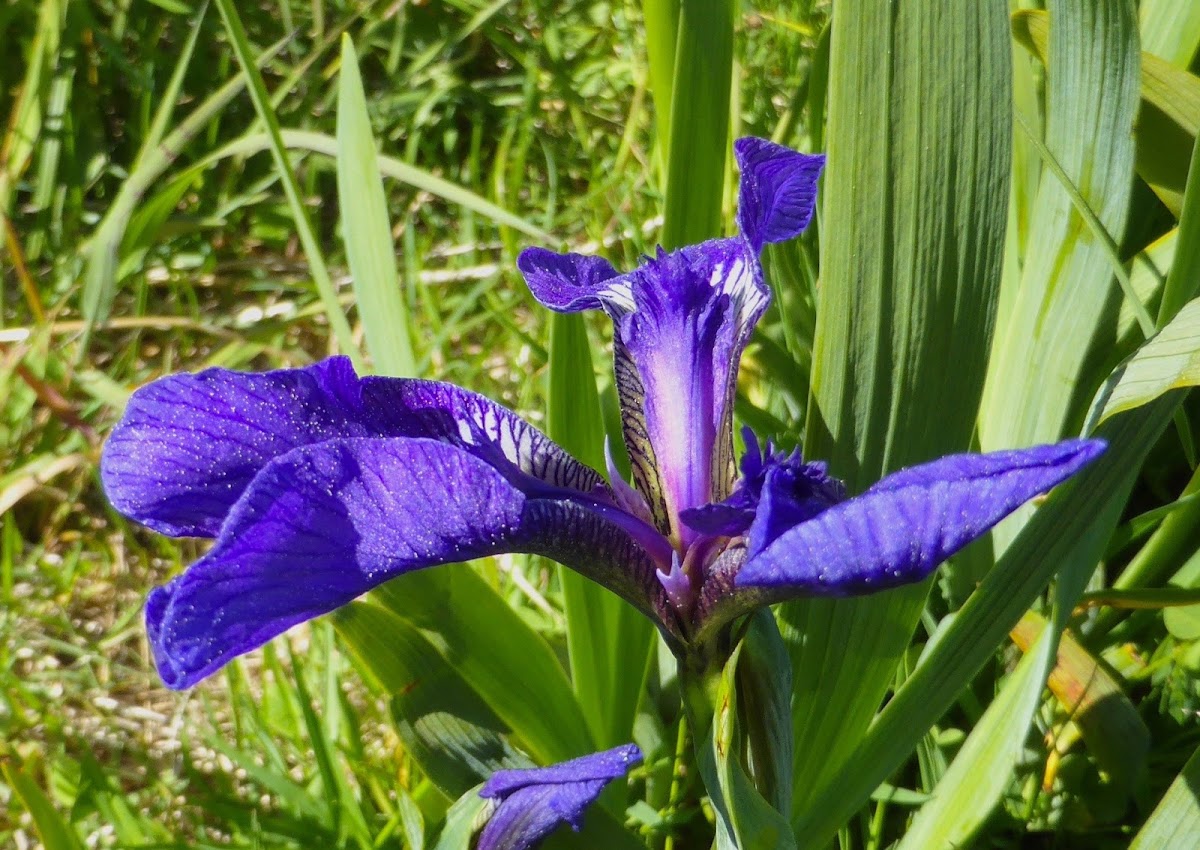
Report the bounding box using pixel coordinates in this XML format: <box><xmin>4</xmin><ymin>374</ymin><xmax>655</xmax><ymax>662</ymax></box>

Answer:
<box><xmin>1129</xmin><ymin>743</ymin><xmax>1200</xmax><ymax>849</ymax></box>
<box><xmin>785</xmin><ymin>0</ymin><xmax>1012</xmax><ymax>817</ymax></box>
<box><xmin>212</xmin><ymin>0</ymin><xmax>359</xmax><ymax>364</ymax></box>
<box><xmin>335</xmin><ymin>601</ymin><xmax>531</xmax><ymax>797</ymax></box>
<box><xmin>640</xmin><ymin>0</ymin><xmax>679</xmax><ymax>156</ymax></box>
<box><xmin>791</xmin><ymin>395</ymin><xmax>1179</xmax><ymax>845</ymax></box>
<box><xmin>371</xmin><ymin>568</ymin><xmax>595</xmax><ymax>767</ymax></box>
<box><xmin>982</xmin><ymin>1</ymin><xmax>1139</xmax><ymax>453</ymax></box>
<box><xmin>336</xmin><ymin>34</ymin><xmax>416</xmax><ymax>378</ymax></box>
<box><xmin>1159</xmin><ymin>132</ymin><xmax>1200</xmax><ymax>326</ymax></box>
<box><xmin>1087</xmin><ymin>295</ymin><xmax>1200</xmax><ymax>428</ymax></box>
<box><xmin>895</xmin><ymin>637</ymin><xmax>1055</xmax><ymax>850</ymax></box>
<box><xmin>1139</xmin><ymin>0</ymin><xmax>1200</xmax><ymax>68</ymax></box>
<box><xmin>547</xmin><ymin>313</ymin><xmax>653</xmax><ymax>751</ymax></box>
<box><xmin>659</xmin><ymin>0</ymin><xmax>734</xmax><ymax>250</ymax></box>
<box><xmin>1014</xmin><ymin>8</ymin><xmax>1197</xmax><ymax>221</ymax></box>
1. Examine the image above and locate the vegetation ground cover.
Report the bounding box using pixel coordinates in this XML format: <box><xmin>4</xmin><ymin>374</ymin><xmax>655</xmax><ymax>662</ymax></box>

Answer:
<box><xmin>3</xmin><ymin>1</ymin><xmax>1200</xmax><ymax>848</ymax></box>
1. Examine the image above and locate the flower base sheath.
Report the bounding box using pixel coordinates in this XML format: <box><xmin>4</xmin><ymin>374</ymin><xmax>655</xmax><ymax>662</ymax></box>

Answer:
<box><xmin>101</xmin><ymin>137</ymin><xmax>1105</xmax><ymax>691</ymax></box>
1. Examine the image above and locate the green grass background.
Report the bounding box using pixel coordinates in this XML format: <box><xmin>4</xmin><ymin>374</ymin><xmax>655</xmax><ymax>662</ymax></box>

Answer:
<box><xmin>3</xmin><ymin>1</ymin><xmax>1200</xmax><ymax>848</ymax></box>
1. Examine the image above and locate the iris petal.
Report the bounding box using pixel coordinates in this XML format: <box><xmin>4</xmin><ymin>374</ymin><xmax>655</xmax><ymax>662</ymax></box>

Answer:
<box><xmin>101</xmin><ymin>357</ymin><xmax>367</xmax><ymax>537</ymax></box>
<box><xmin>734</xmin><ymin>137</ymin><xmax>826</xmax><ymax>252</ymax></box>
<box><xmin>101</xmin><ymin>357</ymin><xmax>606</xmax><ymax>537</ymax></box>
<box><xmin>147</xmin><ymin>437</ymin><xmax>526</xmax><ymax>689</ymax></box>
<box><xmin>516</xmin><ymin>248</ymin><xmax>620</xmax><ymax>312</ymax></box>
<box><xmin>146</xmin><ymin>437</ymin><xmax>672</xmax><ymax>690</ymax></box>
<box><xmin>478</xmin><ymin>744</ymin><xmax>642</xmax><ymax>850</ymax></box>
<box><xmin>735</xmin><ymin>439</ymin><xmax>1105</xmax><ymax>593</ymax></box>
<box><xmin>516</xmin><ymin>138</ymin><xmax>823</xmax><ymax>543</ymax></box>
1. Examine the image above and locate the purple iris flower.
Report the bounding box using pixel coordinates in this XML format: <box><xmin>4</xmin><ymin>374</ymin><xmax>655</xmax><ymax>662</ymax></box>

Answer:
<box><xmin>99</xmin><ymin>136</ymin><xmax>1104</xmax><ymax>690</ymax></box>
<box><xmin>476</xmin><ymin>743</ymin><xmax>642</xmax><ymax>850</ymax></box>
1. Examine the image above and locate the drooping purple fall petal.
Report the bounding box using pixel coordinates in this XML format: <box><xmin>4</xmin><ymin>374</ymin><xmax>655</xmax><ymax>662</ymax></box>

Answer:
<box><xmin>101</xmin><ymin>357</ymin><xmax>606</xmax><ymax>537</ymax></box>
<box><xmin>478</xmin><ymin>744</ymin><xmax>642</xmax><ymax>850</ymax></box>
<box><xmin>145</xmin><ymin>437</ymin><xmax>669</xmax><ymax>690</ymax></box>
<box><xmin>735</xmin><ymin>439</ymin><xmax>1106</xmax><ymax>593</ymax></box>
<box><xmin>101</xmin><ymin>357</ymin><xmax>369</xmax><ymax>537</ymax></box>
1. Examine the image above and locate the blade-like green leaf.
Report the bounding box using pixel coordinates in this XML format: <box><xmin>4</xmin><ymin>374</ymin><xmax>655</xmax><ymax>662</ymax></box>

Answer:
<box><xmin>983</xmin><ymin>2</ymin><xmax>1139</xmax><ymax>452</ymax></box>
<box><xmin>336</xmin><ymin>34</ymin><xmax>415</xmax><ymax>378</ymax></box>
<box><xmin>640</xmin><ymin>0</ymin><xmax>680</xmax><ymax>157</ymax></box>
<box><xmin>1139</xmin><ymin>0</ymin><xmax>1200</xmax><ymax>68</ymax></box>
<box><xmin>371</xmin><ymin>568</ymin><xmax>595</xmax><ymax>766</ymax></box>
<box><xmin>211</xmin><ymin>0</ymin><xmax>360</xmax><ymax>364</ymax></box>
<box><xmin>1129</xmin><ymin>743</ymin><xmax>1200</xmax><ymax>849</ymax></box>
<box><xmin>1</xmin><ymin>761</ymin><xmax>83</xmax><ymax>850</ymax></box>
<box><xmin>786</xmin><ymin>0</ymin><xmax>1013</xmax><ymax>818</ymax></box>
<box><xmin>659</xmin><ymin>0</ymin><xmax>734</xmax><ymax>250</ymax></box>
<box><xmin>896</xmin><ymin>634</ymin><xmax>1055</xmax><ymax>850</ymax></box>
<box><xmin>791</xmin><ymin>394</ymin><xmax>1179</xmax><ymax>846</ymax></box>
<box><xmin>1014</xmin><ymin>8</ymin><xmax>1196</xmax><ymax>219</ymax></box>
<box><xmin>1159</xmin><ymin>131</ymin><xmax>1200</xmax><ymax>326</ymax></box>
<box><xmin>335</xmin><ymin>600</ymin><xmax>532</xmax><ymax>797</ymax></box>
<box><xmin>1087</xmin><ymin>295</ymin><xmax>1200</xmax><ymax>428</ymax></box>
<box><xmin>547</xmin><ymin>312</ymin><xmax>653</xmax><ymax>750</ymax></box>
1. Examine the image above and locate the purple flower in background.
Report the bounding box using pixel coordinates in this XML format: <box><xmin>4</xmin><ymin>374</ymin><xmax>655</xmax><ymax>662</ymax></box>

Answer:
<box><xmin>476</xmin><ymin>743</ymin><xmax>641</xmax><ymax>850</ymax></box>
<box><xmin>100</xmin><ymin>136</ymin><xmax>1105</xmax><ymax>689</ymax></box>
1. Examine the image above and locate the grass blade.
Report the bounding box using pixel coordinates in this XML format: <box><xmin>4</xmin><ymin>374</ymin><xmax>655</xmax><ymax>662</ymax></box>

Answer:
<box><xmin>336</xmin><ymin>33</ymin><xmax>415</xmax><ymax>377</ymax></box>
<box><xmin>547</xmin><ymin>313</ymin><xmax>653</xmax><ymax>750</ymax></box>
<box><xmin>659</xmin><ymin>0</ymin><xmax>734</xmax><ymax>250</ymax></box>
<box><xmin>1</xmin><ymin>761</ymin><xmax>83</xmax><ymax>850</ymax></box>
<box><xmin>1129</xmin><ymin>743</ymin><xmax>1200</xmax><ymax>849</ymax></box>
<box><xmin>212</xmin><ymin>0</ymin><xmax>360</xmax><ymax>365</ymax></box>
<box><xmin>198</xmin><ymin>129</ymin><xmax>550</xmax><ymax>240</ymax></box>
<box><xmin>81</xmin><ymin>32</ymin><xmax>294</xmax><ymax>329</ymax></box>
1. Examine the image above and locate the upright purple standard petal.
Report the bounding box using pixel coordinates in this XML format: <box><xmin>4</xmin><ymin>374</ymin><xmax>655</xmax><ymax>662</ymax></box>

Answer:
<box><xmin>516</xmin><ymin>248</ymin><xmax>620</xmax><ymax>312</ymax></box>
<box><xmin>520</xmin><ymin>239</ymin><xmax>769</xmax><ymax>544</ymax></box>
<box><xmin>735</xmin><ymin>439</ymin><xmax>1105</xmax><ymax>593</ymax></box>
<box><xmin>477</xmin><ymin>744</ymin><xmax>642</xmax><ymax>850</ymax></box>
<box><xmin>101</xmin><ymin>357</ymin><xmax>606</xmax><ymax>537</ymax></box>
<box><xmin>517</xmin><ymin>139</ymin><xmax>823</xmax><ymax>550</ymax></box>
<box><xmin>734</xmin><ymin>137</ymin><xmax>826</xmax><ymax>253</ymax></box>
<box><xmin>612</xmin><ymin>241</ymin><xmax>769</xmax><ymax>542</ymax></box>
